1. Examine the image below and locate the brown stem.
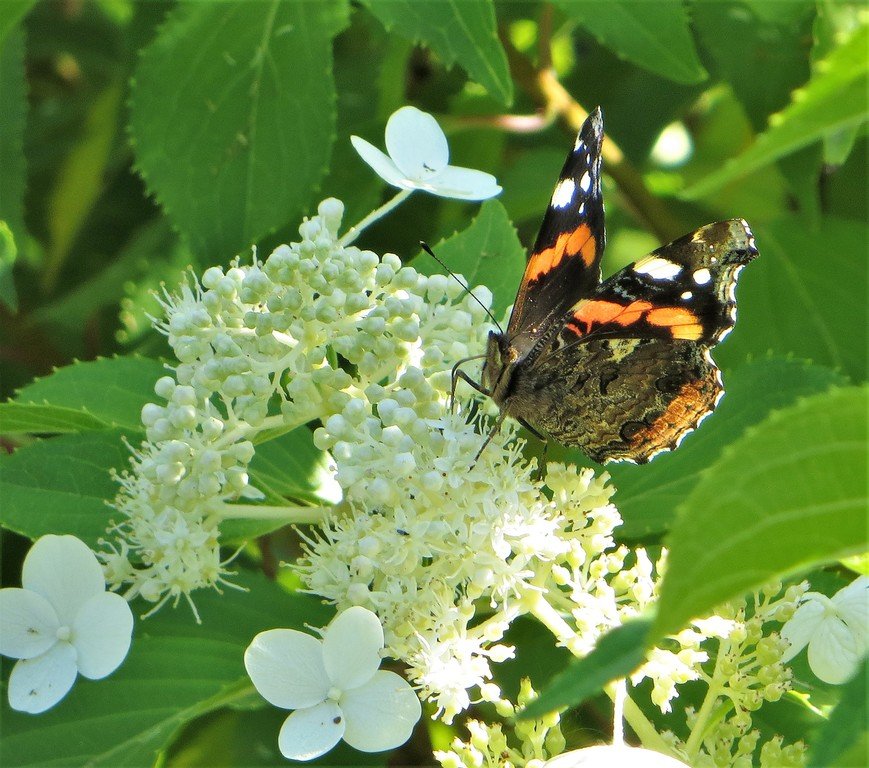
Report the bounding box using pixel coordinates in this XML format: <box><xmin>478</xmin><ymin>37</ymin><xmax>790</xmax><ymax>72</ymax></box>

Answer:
<box><xmin>501</xmin><ymin>31</ymin><xmax>686</xmax><ymax>243</ymax></box>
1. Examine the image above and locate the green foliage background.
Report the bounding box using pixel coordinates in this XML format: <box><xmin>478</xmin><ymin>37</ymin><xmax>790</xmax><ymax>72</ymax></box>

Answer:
<box><xmin>0</xmin><ymin>1</ymin><xmax>866</xmax><ymax>766</ymax></box>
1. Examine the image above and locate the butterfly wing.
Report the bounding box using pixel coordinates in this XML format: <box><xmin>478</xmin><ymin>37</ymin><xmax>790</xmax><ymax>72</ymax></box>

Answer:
<box><xmin>506</xmin><ymin>108</ymin><xmax>606</xmax><ymax>348</ymax></box>
<box><xmin>511</xmin><ymin>219</ymin><xmax>758</xmax><ymax>463</ymax></box>
<box><xmin>561</xmin><ymin>219</ymin><xmax>758</xmax><ymax>348</ymax></box>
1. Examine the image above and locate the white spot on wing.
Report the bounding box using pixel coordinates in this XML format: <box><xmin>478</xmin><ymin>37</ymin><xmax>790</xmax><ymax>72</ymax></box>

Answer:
<box><xmin>635</xmin><ymin>257</ymin><xmax>683</xmax><ymax>280</ymax></box>
<box><xmin>550</xmin><ymin>178</ymin><xmax>576</xmax><ymax>209</ymax></box>
<box><xmin>574</xmin><ymin>136</ymin><xmax>584</xmax><ymax>151</ymax></box>
<box><xmin>680</xmin><ymin>291</ymin><xmax>693</xmax><ymax>300</ymax></box>
<box><xmin>693</xmin><ymin>267</ymin><xmax>712</xmax><ymax>285</ymax></box>
<box><xmin>578</xmin><ymin>171</ymin><xmax>591</xmax><ymax>192</ymax></box>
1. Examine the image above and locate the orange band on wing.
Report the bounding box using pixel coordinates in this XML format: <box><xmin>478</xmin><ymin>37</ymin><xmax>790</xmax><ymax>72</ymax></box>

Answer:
<box><xmin>646</xmin><ymin>307</ymin><xmax>703</xmax><ymax>340</ymax></box>
<box><xmin>571</xmin><ymin>300</ymin><xmax>702</xmax><ymax>339</ymax></box>
<box><xmin>572</xmin><ymin>299</ymin><xmax>653</xmax><ymax>332</ymax></box>
<box><xmin>524</xmin><ymin>225</ymin><xmax>597</xmax><ymax>282</ymax></box>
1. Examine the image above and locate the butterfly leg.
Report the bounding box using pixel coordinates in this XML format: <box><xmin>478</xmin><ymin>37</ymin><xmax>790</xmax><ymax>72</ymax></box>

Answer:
<box><xmin>472</xmin><ymin>409</ymin><xmax>508</xmax><ymax>465</ymax></box>
<box><xmin>450</xmin><ymin>355</ymin><xmax>488</xmax><ymax>412</ymax></box>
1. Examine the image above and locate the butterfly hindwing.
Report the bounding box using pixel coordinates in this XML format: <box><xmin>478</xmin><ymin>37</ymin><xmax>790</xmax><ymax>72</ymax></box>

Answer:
<box><xmin>507</xmin><ymin>108</ymin><xmax>606</xmax><ymax>345</ymax></box>
<box><xmin>562</xmin><ymin>219</ymin><xmax>758</xmax><ymax>347</ymax></box>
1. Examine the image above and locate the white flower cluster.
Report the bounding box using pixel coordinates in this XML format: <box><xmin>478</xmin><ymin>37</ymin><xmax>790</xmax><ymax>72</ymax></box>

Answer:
<box><xmin>300</xmin><ymin>425</ymin><xmax>621</xmax><ymax>722</ymax></box>
<box><xmin>654</xmin><ymin>583</ymin><xmax>808</xmax><ymax>768</ymax></box>
<box><xmin>106</xmin><ymin>198</ymin><xmax>495</xmax><ymax>614</ymax></box>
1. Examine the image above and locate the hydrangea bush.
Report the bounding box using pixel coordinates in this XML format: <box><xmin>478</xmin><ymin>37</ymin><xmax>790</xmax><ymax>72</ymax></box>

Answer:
<box><xmin>1</xmin><ymin>4</ymin><xmax>866</xmax><ymax>767</ymax></box>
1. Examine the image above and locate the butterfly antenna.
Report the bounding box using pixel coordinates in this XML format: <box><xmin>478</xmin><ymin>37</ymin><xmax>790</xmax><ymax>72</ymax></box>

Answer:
<box><xmin>419</xmin><ymin>241</ymin><xmax>504</xmax><ymax>334</ymax></box>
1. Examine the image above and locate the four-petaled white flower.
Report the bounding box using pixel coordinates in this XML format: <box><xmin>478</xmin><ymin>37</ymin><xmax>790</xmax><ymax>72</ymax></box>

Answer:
<box><xmin>0</xmin><ymin>535</ymin><xmax>134</xmax><ymax>713</ymax></box>
<box><xmin>244</xmin><ymin>606</ymin><xmax>422</xmax><ymax>761</ymax></box>
<box><xmin>351</xmin><ymin>106</ymin><xmax>502</xmax><ymax>200</ymax></box>
<box><xmin>781</xmin><ymin>575</ymin><xmax>868</xmax><ymax>684</ymax></box>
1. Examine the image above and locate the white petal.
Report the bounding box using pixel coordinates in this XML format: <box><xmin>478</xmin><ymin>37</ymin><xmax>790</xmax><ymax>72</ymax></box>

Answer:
<box><xmin>780</xmin><ymin>596</ymin><xmax>826</xmax><ymax>662</ymax></box>
<box><xmin>350</xmin><ymin>136</ymin><xmax>412</xmax><ymax>189</ymax></box>
<box><xmin>0</xmin><ymin>588</ymin><xmax>60</xmax><ymax>659</ymax></box>
<box><xmin>340</xmin><ymin>670</ymin><xmax>421</xmax><ymax>752</ymax></box>
<box><xmin>807</xmin><ymin>615</ymin><xmax>863</xmax><ymax>684</ymax></box>
<box><xmin>71</xmin><ymin>592</ymin><xmax>134</xmax><ymax>679</ymax></box>
<box><xmin>385</xmin><ymin>106</ymin><xmax>449</xmax><ymax>179</ymax></box>
<box><xmin>244</xmin><ymin>629</ymin><xmax>329</xmax><ymax>710</ymax></box>
<box><xmin>420</xmin><ymin>165</ymin><xmax>502</xmax><ymax>200</ymax></box>
<box><xmin>8</xmin><ymin>642</ymin><xmax>78</xmax><ymax>714</ymax></box>
<box><xmin>542</xmin><ymin>745</ymin><xmax>691</xmax><ymax>767</ymax></box>
<box><xmin>322</xmin><ymin>606</ymin><xmax>383</xmax><ymax>690</ymax></box>
<box><xmin>832</xmin><ymin>576</ymin><xmax>869</xmax><ymax>646</ymax></box>
<box><xmin>22</xmin><ymin>535</ymin><xmax>105</xmax><ymax>626</ymax></box>
<box><xmin>277</xmin><ymin>701</ymin><xmax>344</xmax><ymax>761</ymax></box>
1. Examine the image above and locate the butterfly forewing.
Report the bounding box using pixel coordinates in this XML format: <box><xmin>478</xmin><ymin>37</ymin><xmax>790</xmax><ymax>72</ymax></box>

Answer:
<box><xmin>507</xmin><ymin>108</ymin><xmax>606</xmax><ymax>344</ymax></box>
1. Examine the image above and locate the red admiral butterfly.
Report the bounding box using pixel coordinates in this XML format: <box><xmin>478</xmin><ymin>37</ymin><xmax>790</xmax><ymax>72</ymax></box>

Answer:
<box><xmin>461</xmin><ymin>107</ymin><xmax>758</xmax><ymax>464</ymax></box>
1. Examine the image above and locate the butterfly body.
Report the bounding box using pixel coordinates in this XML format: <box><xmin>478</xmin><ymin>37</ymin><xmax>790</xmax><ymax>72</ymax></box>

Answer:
<box><xmin>481</xmin><ymin>109</ymin><xmax>758</xmax><ymax>464</ymax></box>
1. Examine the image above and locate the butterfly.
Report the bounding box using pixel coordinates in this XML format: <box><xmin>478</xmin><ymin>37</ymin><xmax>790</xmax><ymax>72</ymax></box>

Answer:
<box><xmin>460</xmin><ymin>107</ymin><xmax>758</xmax><ymax>464</ymax></box>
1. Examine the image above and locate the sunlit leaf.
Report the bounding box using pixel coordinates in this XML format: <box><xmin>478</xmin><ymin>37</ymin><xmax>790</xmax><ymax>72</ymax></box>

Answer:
<box><xmin>361</xmin><ymin>0</ymin><xmax>513</xmax><ymax>105</ymax></box>
<box><xmin>130</xmin><ymin>1</ymin><xmax>349</xmax><ymax>257</ymax></box>
<box><xmin>654</xmin><ymin>385</ymin><xmax>868</xmax><ymax>637</ymax></box>
<box><xmin>0</xmin><ymin>429</ymin><xmax>132</xmax><ymax>545</ymax></box>
<box><xmin>555</xmin><ymin>0</ymin><xmax>707</xmax><ymax>84</ymax></box>
<box><xmin>413</xmin><ymin>199</ymin><xmax>525</xmax><ymax>317</ymax></box>
<box><xmin>14</xmin><ymin>357</ymin><xmax>166</xmax><ymax>431</ymax></box>
<box><xmin>683</xmin><ymin>24</ymin><xmax>868</xmax><ymax>198</ymax></box>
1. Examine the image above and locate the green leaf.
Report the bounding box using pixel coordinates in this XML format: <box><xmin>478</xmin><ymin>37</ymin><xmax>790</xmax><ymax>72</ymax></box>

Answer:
<box><xmin>0</xmin><ymin>220</ymin><xmax>18</xmax><ymax>313</ymax></box>
<box><xmin>0</xmin><ymin>572</ymin><xmax>332</xmax><ymax>768</ymax></box>
<box><xmin>0</xmin><ymin>403</ymin><xmax>109</xmax><ymax>434</ymax></box>
<box><xmin>714</xmin><ymin>215</ymin><xmax>867</xmax><ymax>384</ymax></box>
<box><xmin>653</xmin><ymin>385</ymin><xmax>868</xmax><ymax>638</ymax></box>
<box><xmin>413</xmin><ymin>199</ymin><xmax>526</xmax><ymax>318</ymax></box>
<box><xmin>360</xmin><ymin>0</ymin><xmax>512</xmax><ymax>105</ymax></box>
<box><xmin>15</xmin><ymin>356</ymin><xmax>166</xmax><ymax>431</ymax></box>
<box><xmin>0</xmin><ymin>27</ymin><xmax>26</xmax><ymax>312</ymax></box>
<box><xmin>609</xmin><ymin>357</ymin><xmax>847</xmax><ymax>539</ymax></box>
<box><xmin>683</xmin><ymin>24</ymin><xmax>868</xmax><ymax>198</ymax></box>
<box><xmin>223</xmin><ymin>427</ymin><xmax>338</xmax><ymax>541</ymax></box>
<box><xmin>554</xmin><ymin>0</ymin><xmax>707</xmax><ymax>85</ymax></box>
<box><xmin>812</xmin><ymin>1</ymin><xmax>865</xmax><ymax>165</ymax></box>
<box><xmin>43</xmin><ymin>77</ymin><xmax>125</xmax><ymax>293</ymax></box>
<box><xmin>130</xmin><ymin>0</ymin><xmax>349</xmax><ymax>257</ymax></box>
<box><xmin>518</xmin><ymin>615</ymin><xmax>654</xmax><ymax>719</ymax></box>
<box><xmin>0</xmin><ymin>1</ymin><xmax>36</xmax><ymax>45</ymax></box>
<box><xmin>0</xmin><ymin>429</ymin><xmax>133</xmax><ymax>545</ymax></box>
<box><xmin>692</xmin><ymin>1</ymin><xmax>814</xmax><ymax>132</ymax></box>
<box><xmin>809</xmin><ymin>658</ymin><xmax>868</xmax><ymax>767</ymax></box>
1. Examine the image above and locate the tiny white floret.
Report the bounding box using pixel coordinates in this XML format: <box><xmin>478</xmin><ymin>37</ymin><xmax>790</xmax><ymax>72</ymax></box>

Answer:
<box><xmin>244</xmin><ymin>606</ymin><xmax>421</xmax><ymax>761</ymax></box>
<box><xmin>692</xmin><ymin>268</ymin><xmax>712</xmax><ymax>285</ymax></box>
<box><xmin>781</xmin><ymin>576</ymin><xmax>868</xmax><ymax>684</ymax></box>
<box><xmin>0</xmin><ymin>535</ymin><xmax>134</xmax><ymax>714</ymax></box>
<box><xmin>351</xmin><ymin>107</ymin><xmax>501</xmax><ymax>201</ymax></box>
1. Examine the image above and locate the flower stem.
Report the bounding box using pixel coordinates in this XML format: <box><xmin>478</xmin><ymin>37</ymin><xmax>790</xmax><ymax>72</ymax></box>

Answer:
<box><xmin>339</xmin><ymin>188</ymin><xmax>413</xmax><ymax>246</ymax></box>
<box><xmin>219</xmin><ymin>503</ymin><xmax>334</xmax><ymax>524</ymax></box>
<box><xmin>529</xmin><ymin>592</ymin><xmax>676</xmax><ymax>757</ymax></box>
<box><xmin>612</xmin><ymin>679</ymin><xmax>626</xmax><ymax>747</ymax></box>
<box><xmin>684</xmin><ymin>641</ymin><xmax>727</xmax><ymax>759</ymax></box>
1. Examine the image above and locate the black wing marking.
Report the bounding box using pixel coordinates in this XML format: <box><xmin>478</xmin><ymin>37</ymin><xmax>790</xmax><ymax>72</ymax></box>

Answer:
<box><xmin>507</xmin><ymin>107</ymin><xmax>606</xmax><ymax>345</ymax></box>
